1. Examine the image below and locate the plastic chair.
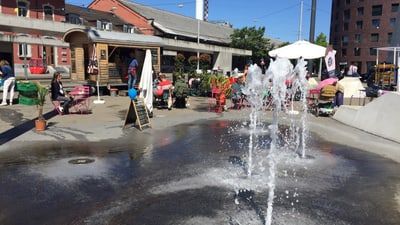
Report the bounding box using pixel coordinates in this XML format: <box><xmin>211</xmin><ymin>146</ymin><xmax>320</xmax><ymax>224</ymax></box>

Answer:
<box><xmin>208</xmin><ymin>88</ymin><xmax>222</xmax><ymax>112</ymax></box>
<box><xmin>231</xmin><ymin>97</ymin><xmax>244</xmax><ymax>110</ymax></box>
<box><xmin>70</xmin><ymin>86</ymin><xmax>90</xmax><ymax>114</ymax></box>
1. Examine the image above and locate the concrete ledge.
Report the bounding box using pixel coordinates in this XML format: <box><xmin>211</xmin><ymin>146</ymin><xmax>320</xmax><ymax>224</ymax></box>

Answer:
<box><xmin>333</xmin><ymin>92</ymin><xmax>400</xmax><ymax>143</ymax></box>
<box><xmin>333</xmin><ymin>105</ymin><xmax>361</xmax><ymax>125</ymax></box>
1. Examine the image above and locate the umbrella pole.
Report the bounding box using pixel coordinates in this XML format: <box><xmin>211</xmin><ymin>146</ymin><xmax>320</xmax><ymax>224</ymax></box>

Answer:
<box><xmin>93</xmin><ymin>77</ymin><xmax>105</xmax><ymax>104</ymax></box>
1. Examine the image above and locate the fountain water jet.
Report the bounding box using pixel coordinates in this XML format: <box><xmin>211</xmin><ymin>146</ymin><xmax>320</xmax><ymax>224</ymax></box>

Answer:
<box><xmin>239</xmin><ymin>57</ymin><xmax>308</xmax><ymax>225</ymax></box>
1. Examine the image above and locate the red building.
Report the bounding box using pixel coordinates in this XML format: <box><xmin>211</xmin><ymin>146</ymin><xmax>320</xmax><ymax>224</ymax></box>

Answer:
<box><xmin>0</xmin><ymin>0</ymin><xmax>73</xmax><ymax>79</ymax></box>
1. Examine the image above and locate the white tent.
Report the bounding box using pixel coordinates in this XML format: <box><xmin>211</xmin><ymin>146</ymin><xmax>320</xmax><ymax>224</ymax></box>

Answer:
<box><xmin>138</xmin><ymin>49</ymin><xmax>154</xmax><ymax>112</ymax></box>
<box><xmin>269</xmin><ymin>40</ymin><xmax>331</xmax><ymax>59</ymax></box>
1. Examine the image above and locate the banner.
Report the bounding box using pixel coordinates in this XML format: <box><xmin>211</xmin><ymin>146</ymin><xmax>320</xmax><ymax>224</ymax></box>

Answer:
<box><xmin>325</xmin><ymin>45</ymin><xmax>336</xmax><ymax>77</ymax></box>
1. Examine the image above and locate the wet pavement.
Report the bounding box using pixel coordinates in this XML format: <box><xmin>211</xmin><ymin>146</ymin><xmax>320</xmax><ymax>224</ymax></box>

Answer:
<box><xmin>1</xmin><ymin>95</ymin><xmax>400</xmax><ymax>224</ymax></box>
<box><xmin>0</xmin><ymin>120</ymin><xmax>400</xmax><ymax>225</ymax></box>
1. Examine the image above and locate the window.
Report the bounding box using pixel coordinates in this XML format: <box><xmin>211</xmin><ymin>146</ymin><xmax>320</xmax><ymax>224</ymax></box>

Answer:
<box><xmin>355</xmin><ymin>34</ymin><xmax>361</xmax><ymax>43</ymax></box>
<box><xmin>341</xmin><ymin>48</ymin><xmax>347</xmax><ymax>57</ymax></box>
<box><xmin>343</xmin><ymin>22</ymin><xmax>349</xmax><ymax>31</ymax></box>
<box><xmin>369</xmin><ymin>48</ymin><xmax>377</xmax><ymax>56</ymax></box>
<box><xmin>388</xmin><ymin>33</ymin><xmax>392</xmax><ymax>44</ymax></box>
<box><xmin>18</xmin><ymin>43</ymin><xmax>32</xmax><ymax>57</ymax></box>
<box><xmin>71</xmin><ymin>48</ymin><xmax>76</xmax><ymax>73</ymax></box>
<box><xmin>390</xmin><ymin>18</ymin><xmax>396</xmax><ymax>27</ymax></box>
<box><xmin>354</xmin><ymin>48</ymin><xmax>361</xmax><ymax>56</ymax></box>
<box><xmin>357</xmin><ymin>7</ymin><xmax>364</xmax><ymax>16</ymax></box>
<box><xmin>356</xmin><ymin>21</ymin><xmax>363</xmax><ymax>30</ymax></box>
<box><xmin>372</xmin><ymin>19</ymin><xmax>380</xmax><ymax>28</ymax></box>
<box><xmin>97</xmin><ymin>20</ymin><xmax>112</xmax><ymax>31</ymax></box>
<box><xmin>342</xmin><ymin>36</ymin><xmax>348</xmax><ymax>46</ymax></box>
<box><xmin>366</xmin><ymin>62</ymin><xmax>375</xmax><ymax>70</ymax></box>
<box><xmin>344</xmin><ymin>9</ymin><xmax>350</xmax><ymax>20</ymax></box>
<box><xmin>43</xmin><ymin>5</ymin><xmax>53</xmax><ymax>21</ymax></box>
<box><xmin>372</xmin><ymin>5</ymin><xmax>382</xmax><ymax>16</ymax></box>
<box><xmin>66</xmin><ymin>14</ymin><xmax>82</xmax><ymax>24</ymax></box>
<box><xmin>392</xmin><ymin>3</ymin><xmax>399</xmax><ymax>12</ymax></box>
<box><xmin>123</xmin><ymin>24</ymin><xmax>134</xmax><ymax>33</ymax></box>
<box><xmin>371</xmin><ymin>33</ymin><xmax>379</xmax><ymax>42</ymax></box>
<box><xmin>345</xmin><ymin>0</ymin><xmax>350</xmax><ymax>4</ymax></box>
<box><xmin>17</xmin><ymin>1</ymin><xmax>28</xmax><ymax>17</ymax></box>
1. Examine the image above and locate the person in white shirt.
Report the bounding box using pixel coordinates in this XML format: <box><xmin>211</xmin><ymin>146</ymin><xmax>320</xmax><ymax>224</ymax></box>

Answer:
<box><xmin>347</xmin><ymin>63</ymin><xmax>359</xmax><ymax>77</ymax></box>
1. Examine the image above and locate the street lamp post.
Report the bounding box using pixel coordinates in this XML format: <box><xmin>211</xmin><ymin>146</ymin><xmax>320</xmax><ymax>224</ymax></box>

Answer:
<box><xmin>178</xmin><ymin>3</ymin><xmax>201</xmax><ymax>73</ymax></box>
<box><xmin>197</xmin><ymin>19</ymin><xmax>200</xmax><ymax>72</ymax></box>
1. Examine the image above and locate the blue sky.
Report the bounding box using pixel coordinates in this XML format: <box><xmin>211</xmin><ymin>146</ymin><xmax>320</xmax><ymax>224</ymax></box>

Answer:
<box><xmin>65</xmin><ymin>0</ymin><xmax>332</xmax><ymax>43</ymax></box>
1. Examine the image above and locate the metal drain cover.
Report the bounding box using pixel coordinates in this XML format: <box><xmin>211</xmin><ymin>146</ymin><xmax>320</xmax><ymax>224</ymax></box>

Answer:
<box><xmin>68</xmin><ymin>158</ymin><xmax>95</xmax><ymax>164</ymax></box>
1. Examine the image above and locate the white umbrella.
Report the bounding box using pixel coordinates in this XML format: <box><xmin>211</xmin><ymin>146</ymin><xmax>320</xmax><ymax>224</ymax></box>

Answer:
<box><xmin>269</xmin><ymin>40</ymin><xmax>331</xmax><ymax>59</ymax></box>
<box><xmin>139</xmin><ymin>49</ymin><xmax>153</xmax><ymax>112</ymax></box>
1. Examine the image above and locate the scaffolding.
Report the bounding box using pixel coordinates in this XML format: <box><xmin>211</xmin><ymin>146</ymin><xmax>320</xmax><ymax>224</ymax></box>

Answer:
<box><xmin>376</xmin><ymin>47</ymin><xmax>400</xmax><ymax>92</ymax></box>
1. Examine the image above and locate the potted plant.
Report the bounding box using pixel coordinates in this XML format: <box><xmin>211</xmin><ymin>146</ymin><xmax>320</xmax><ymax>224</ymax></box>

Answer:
<box><xmin>34</xmin><ymin>82</ymin><xmax>49</xmax><ymax>131</ymax></box>
<box><xmin>207</xmin><ymin>74</ymin><xmax>232</xmax><ymax>112</ymax></box>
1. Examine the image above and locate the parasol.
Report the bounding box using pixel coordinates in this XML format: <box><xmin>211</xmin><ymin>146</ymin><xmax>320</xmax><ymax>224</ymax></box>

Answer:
<box><xmin>138</xmin><ymin>49</ymin><xmax>153</xmax><ymax>112</ymax></box>
<box><xmin>269</xmin><ymin>40</ymin><xmax>333</xmax><ymax>59</ymax></box>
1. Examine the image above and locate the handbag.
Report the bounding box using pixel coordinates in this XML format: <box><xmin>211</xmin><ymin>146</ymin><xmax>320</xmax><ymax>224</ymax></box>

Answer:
<box><xmin>87</xmin><ymin>44</ymin><xmax>98</xmax><ymax>75</ymax></box>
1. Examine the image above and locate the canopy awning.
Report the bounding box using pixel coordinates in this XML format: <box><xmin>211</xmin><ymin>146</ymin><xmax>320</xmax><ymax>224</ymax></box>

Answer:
<box><xmin>87</xmin><ymin>29</ymin><xmax>164</xmax><ymax>46</ymax></box>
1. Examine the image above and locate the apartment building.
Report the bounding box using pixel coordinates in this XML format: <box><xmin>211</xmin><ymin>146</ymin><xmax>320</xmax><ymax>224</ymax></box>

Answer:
<box><xmin>330</xmin><ymin>0</ymin><xmax>400</xmax><ymax>74</ymax></box>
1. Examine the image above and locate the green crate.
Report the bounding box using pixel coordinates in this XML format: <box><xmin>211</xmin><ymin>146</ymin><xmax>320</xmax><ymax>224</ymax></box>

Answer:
<box><xmin>17</xmin><ymin>82</ymin><xmax>38</xmax><ymax>92</ymax></box>
<box><xmin>19</xmin><ymin>90</ymin><xmax>38</xmax><ymax>98</ymax></box>
<box><xmin>18</xmin><ymin>95</ymin><xmax>38</xmax><ymax>105</ymax></box>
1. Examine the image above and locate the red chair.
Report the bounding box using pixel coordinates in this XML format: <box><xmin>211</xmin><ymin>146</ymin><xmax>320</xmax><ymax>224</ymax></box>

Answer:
<box><xmin>208</xmin><ymin>88</ymin><xmax>222</xmax><ymax>112</ymax></box>
<box><xmin>70</xmin><ymin>86</ymin><xmax>91</xmax><ymax>114</ymax></box>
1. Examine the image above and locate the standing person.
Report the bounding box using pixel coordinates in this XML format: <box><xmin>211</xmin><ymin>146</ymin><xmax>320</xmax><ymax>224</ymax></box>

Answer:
<box><xmin>173</xmin><ymin>76</ymin><xmax>188</xmax><ymax>108</ymax></box>
<box><xmin>50</xmin><ymin>72</ymin><xmax>72</xmax><ymax>114</ymax></box>
<box><xmin>0</xmin><ymin>60</ymin><xmax>15</xmax><ymax>106</ymax></box>
<box><xmin>127</xmin><ymin>51</ymin><xmax>139</xmax><ymax>90</ymax></box>
<box><xmin>347</xmin><ymin>63</ymin><xmax>359</xmax><ymax>77</ymax></box>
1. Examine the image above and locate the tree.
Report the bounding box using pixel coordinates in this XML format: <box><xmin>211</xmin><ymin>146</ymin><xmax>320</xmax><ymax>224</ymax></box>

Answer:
<box><xmin>230</xmin><ymin>26</ymin><xmax>271</xmax><ymax>67</ymax></box>
<box><xmin>315</xmin><ymin>32</ymin><xmax>328</xmax><ymax>47</ymax></box>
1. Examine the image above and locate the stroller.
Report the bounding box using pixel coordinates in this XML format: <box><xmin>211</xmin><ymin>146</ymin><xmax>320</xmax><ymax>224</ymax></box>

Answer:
<box><xmin>316</xmin><ymin>84</ymin><xmax>336</xmax><ymax>116</ymax></box>
<box><xmin>154</xmin><ymin>88</ymin><xmax>173</xmax><ymax>110</ymax></box>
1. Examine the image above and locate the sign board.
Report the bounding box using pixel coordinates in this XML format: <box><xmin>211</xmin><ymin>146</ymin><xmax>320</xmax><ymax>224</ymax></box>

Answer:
<box><xmin>123</xmin><ymin>99</ymin><xmax>152</xmax><ymax>130</ymax></box>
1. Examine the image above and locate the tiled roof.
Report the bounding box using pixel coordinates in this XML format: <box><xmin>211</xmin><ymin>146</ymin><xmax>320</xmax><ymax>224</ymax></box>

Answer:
<box><xmin>119</xmin><ymin>0</ymin><xmax>233</xmax><ymax>44</ymax></box>
<box><xmin>65</xmin><ymin>4</ymin><xmax>133</xmax><ymax>33</ymax></box>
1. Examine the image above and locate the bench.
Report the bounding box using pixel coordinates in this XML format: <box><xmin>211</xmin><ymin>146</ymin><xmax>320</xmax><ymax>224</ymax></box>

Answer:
<box><xmin>107</xmin><ymin>83</ymin><xmax>128</xmax><ymax>90</ymax></box>
<box><xmin>107</xmin><ymin>83</ymin><xmax>129</xmax><ymax>97</ymax></box>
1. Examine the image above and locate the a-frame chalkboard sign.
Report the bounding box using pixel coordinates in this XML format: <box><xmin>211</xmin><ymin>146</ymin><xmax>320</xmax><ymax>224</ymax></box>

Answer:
<box><xmin>123</xmin><ymin>98</ymin><xmax>152</xmax><ymax>130</ymax></box>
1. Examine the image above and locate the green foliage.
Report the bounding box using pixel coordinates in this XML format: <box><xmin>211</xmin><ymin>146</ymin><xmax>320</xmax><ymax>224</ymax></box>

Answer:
<box><xmin>230</xmin><ymin>26</ymin><xmax>271</xmax><ymax>64</ymax></box>
<box><xmin>34</xmin><ymin>82</ymin><xmax>48</xmax><ymax>120</ymax></box>
<box><xmin>174</xmin><ymin>53</ymin><xmax>185</xmax><ymax>75</ymax></box>
<box><xmin>199</xmin><ymin>53</ymin><xmax>211</xmax><ymax>72</ymax></box>
<box><xmin>315</xmin><ymin>32</ymin><xmax>328</xmax><ymax>47</ymax></box>
<box><xmin>188</xmin><ymin>55</ymin><xmax>198</xmax><ymax>78</ymax></box>
<box><xmin>206</xmin><ymin>74</ymin><xmax>232</xmax><ymax>97</ymax></box>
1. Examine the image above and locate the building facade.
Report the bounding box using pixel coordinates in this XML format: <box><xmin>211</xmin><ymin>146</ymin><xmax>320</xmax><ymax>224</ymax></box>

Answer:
<box><xmin>330</xmin><ymin>0</ymin><xmax>400</xmax><ymax>74</ymax></box>
<box><xmin>88</xmin><ymin>0</ymin><xmax>251</xmax><ymax>75</ymax></box>
<box><xmin>0</xmin><ymin>0</ymin><xmax>251</xmax><ymax>86</ymax></box>
<box><xmin>0</xmin><ymin>0</ymin><xmax>72</xmax><ymax>79</ymax></box>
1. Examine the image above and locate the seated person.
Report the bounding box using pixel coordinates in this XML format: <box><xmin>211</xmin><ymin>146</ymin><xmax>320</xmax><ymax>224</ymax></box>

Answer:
<box><xmin>231</xmin><ymin>75</ymin><xmax>245</xmax><ymax>108</ymax></box>
<box><xmin>154</xmin><ymin>73</ymin><xmax>173</xmax><ymax>98</ymax></box>
<box><xmin>50</xmin><ymin>72</ymin><xmax>73</xmax><ymax>114</ymax></box>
